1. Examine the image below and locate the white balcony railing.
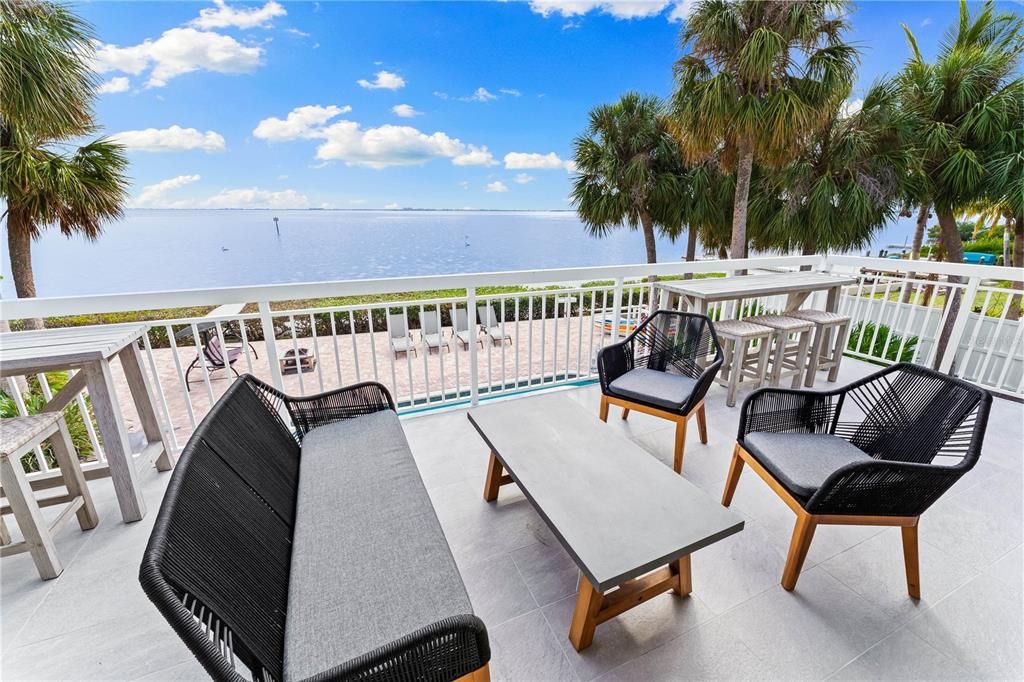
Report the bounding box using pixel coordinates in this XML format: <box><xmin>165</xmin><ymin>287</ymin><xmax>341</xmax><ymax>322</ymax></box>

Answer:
<box><xmin>2</xmin><ymin>254</ymin><xmax>1022</xmax><ymax>473</ymax></box>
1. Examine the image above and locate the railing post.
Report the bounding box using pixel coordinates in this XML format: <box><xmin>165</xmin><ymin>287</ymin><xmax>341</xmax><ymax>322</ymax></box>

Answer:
<box><xmin>938</xmin><ymin>275</ymin><xmax>981</xmax><ymax>375</ymax></box>
<box><xmin>467</xmin><ymin>286</ymin><xmax>479</xmax><ymax>405</ymax></box>
<box><xmin>258</xmin><ymin>300</ymin><xmax>284</xmax><ymax>390</ymax></box>
<box><xmin>610</xmin><ymin>278</ymin><xmax>625</xmax><ymax>345</ymax></box>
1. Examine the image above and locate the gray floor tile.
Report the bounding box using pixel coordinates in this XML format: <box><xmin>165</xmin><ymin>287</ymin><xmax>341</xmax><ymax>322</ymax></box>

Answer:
<box><xmin>597</xmin><ymin>618</ymin><xmax>774</xmax><ymax>682</ymax></box>
<box><xmin>828</xmin><ymin>628</ymin><xmax>969</xmax><ymax>681</ymax></box>
<box><xmin>441</xmin><ymin>493</ymin><xmax>557</xmax><ymax>564</ymax></box>
<box><xmin>511</xmin><ymin>540</ymin><xmax>581</xmax><ymax>607</ymax></box>
<box><xmin>490</xmin><ymin>610</ymin><xmax>579</xmax><ymax>682</ymax></box>
<box><xmin>985</xmin><ymin>544</ymin><xmax>1023</xmax><ymax>593</ymax></box>
<box><xmin>821</xmin><ymin>528</ymin><xmax>979</xmax><ymax>622</ymax></box>
<box><xmin>689</xmin><ymin>520</ymin><xmax>788</xmax><ymax>615</ymax></box>
<box><xmin>132</xmin><ymin>658</ymin><xmax>210</xmax><ymax>681</ymax></box>
<box><xmin>717</xmin><ymin>566</ymin><xmax>896</xmax><ymax>680</ymax></box>
<box><xmin>542</xmin><ymin>589</ymin><xmax>714</xmax><ymax>681</ymax></box>
<box><xmin>907</xmin><ymin>574</ymin><xmax>1023</xmax><ymax>679</ymax></box>
<box><xmin>459</xmin><ymin>552</ymin><xmax>539</xmax><ymax>627</ymax></box>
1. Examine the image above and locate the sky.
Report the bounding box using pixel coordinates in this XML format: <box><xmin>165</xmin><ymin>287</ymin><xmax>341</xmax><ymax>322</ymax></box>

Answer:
<box><xmin>76</xmin><ymin>0</ymin><xmax>1012</xmax><ymax>211</ymax></box>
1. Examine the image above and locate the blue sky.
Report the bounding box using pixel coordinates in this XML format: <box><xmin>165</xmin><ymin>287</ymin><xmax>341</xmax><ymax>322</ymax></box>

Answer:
<box><xmin>79</xmin><ymin>0</ymin><xmax>1004</xmax><ymax>211</ymax></box>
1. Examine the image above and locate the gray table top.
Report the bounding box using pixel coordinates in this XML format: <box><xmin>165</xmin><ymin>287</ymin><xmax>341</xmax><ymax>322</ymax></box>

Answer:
<box><xmin>655</xmin><ymin>271</ymin><xmax>855</xmax><ymax>301</ymax></box>
<box><xmin>0</xmin><ymin>324</ymin><xmax>147</xmax><ymax>375</ymax></box>
<box><xmin>467</xmin><ymin>393</ymin><xmax>744</xmax><ymax>591</ymax></box>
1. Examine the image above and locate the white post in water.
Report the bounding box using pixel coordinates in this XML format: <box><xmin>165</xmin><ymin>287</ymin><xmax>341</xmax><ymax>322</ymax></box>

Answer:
<box><xmin>258</xmin><ymin>300</ymin><xmax>284</xmax><ymax>390</ymax></box>
<box><xmin>467</xmin><ymin>286</ymin><xmax>479</xmax><ymax>405</ymax></box>
<box><xmin>610</xmin><ymin>278</ymin><xmax>625</xmax><ymax>345</ymax></box>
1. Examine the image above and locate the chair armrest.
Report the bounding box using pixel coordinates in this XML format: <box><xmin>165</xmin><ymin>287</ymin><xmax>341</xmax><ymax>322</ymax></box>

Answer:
<box><xmin>597</xmin><ymin>339</ymin><xmax>632</xmax><ymax>392</ymax></box>
<box><xmin>807</xmin><ymin>459</ymin><xmax>968</xmax><ymax>517</ymax></box>
<box><xmin>682</xmin><ymin>355</ymin><xmax>724</xmax><ymax>414</ymax></box>
<box><xmin>283</xmin><ymin>381</ymin><xmax>396</xmax><ymax>440</ymax></box>
<box><xmin>738</xmin><ymin>387</ymin><xmax>844</xmax><ymax>441</ymax></box>
<box><xmin>311</xmin><ymin>614</ymin><xmax>490</xmax><ymax>682</ymax></box>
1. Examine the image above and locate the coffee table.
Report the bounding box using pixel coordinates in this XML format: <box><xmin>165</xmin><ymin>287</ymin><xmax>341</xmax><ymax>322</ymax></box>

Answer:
<box><xmin>467</xmin><ymin>393</ymin><xmax>744</xmax><ymax>651</ymax></box>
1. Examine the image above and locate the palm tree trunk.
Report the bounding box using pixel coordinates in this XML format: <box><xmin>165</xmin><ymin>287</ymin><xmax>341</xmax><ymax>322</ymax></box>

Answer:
<box><xmin>902</xmin><ymin>203</ymin><xmax>931</xmax><ymax>304</ymax></box>
<box><xmin>640</xmin><ymin>212</ymin><xmax>658</xmax><ymax>284</ymax></box>
<box><xmin>931</xmin><ymin>209</ymin><xmax>966</xmax><ymax>370</ymax></box>
<box><xmin>1002</xmin><ymin>213</ymin><xmax>1012</xmax><ymax>266</ymax></box>
<box><xmin>7</xmin><ymin>206</ymin><xmax>43</xmax><ymax>330</ymax></box>
<box><xmin>730</xmin><ymin>135</ymin><xmax>754</xmax><ymax>266</ymax></box>
<box><xmin>683</xmin><ymin>227</ymin><xmax>697</xmax><ymax>280</ymax></box>
<box><xmin>1008</xmin><ymin>214</ymin><xmax>1022</xmax><ymax>322</ymax></box>
<box><xmin>799</xmin><ymin>238</ymin><xmax>816</xmax><ymax>271</ymax></box>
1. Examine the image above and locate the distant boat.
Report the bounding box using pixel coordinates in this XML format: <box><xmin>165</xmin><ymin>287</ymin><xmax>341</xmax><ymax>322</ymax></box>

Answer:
<box><xmin>464</xmin><ymin>235</ymin><xmax>470</xmax><ymax>247</ymax></box>
<box><xmin>221</xmin><ymin>247</ymin><xmax>229</xmax><ymax>252</ymax></box>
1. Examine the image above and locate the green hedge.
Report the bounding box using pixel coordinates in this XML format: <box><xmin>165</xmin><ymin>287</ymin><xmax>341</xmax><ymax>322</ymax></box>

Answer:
<box><xmin>0</xmin><ymin>372</ymin><xmax>95</xmax><ymax>472</ymax></box>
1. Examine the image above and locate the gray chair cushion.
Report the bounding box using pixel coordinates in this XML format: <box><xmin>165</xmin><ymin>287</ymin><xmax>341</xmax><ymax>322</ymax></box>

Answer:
<box><xmin>608</xmin><ymin>368</ymin><xmax>697</xmax><ymax>412</ymax></box>
<box><xmin>743</xmin><ymin>432</ymin><xmax>873</xmax><ymax>498</ymax></box>
<box><xmin>283</xmin><ymin>411</ymin><xmax>472</xmax><ymax>682</ymax></box>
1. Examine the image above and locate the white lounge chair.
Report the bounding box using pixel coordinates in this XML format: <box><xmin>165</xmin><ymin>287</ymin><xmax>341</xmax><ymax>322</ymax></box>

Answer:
<box><xmin>421</xmin><ymin>310</ymin><xmax>448</xmax><ymax>353</ymax></box>
<box><xmin>453</xmin><ymin>308</ymin><xmax>482</xmax><ymax>349</ymax></box>
<box><xmin>388</xmin><ymin>313</ymin><xmax>417</xmax><ymax>358</ymax></box>
<box><xmin>478</xmin><ymin>305</ymin><xmax>512</xmax><ymax>346</ymax></box>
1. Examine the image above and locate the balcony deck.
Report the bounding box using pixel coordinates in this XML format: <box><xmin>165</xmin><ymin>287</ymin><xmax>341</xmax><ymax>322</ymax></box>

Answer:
<box><xmin>2</xmin><ymin>357</ymin><xmax>1021</xmax><ymax>681</ymax></box>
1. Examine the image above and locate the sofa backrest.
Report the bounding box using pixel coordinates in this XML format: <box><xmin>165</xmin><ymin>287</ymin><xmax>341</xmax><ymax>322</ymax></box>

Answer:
<box><xmin>140</xmin><ymin>377</ymin><xmax>301</xmax><ymax>682</ymax></box>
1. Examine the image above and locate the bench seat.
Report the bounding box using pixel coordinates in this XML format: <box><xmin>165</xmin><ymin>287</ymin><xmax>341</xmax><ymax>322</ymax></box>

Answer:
<box><xmin>284</xmin><ymin>412</ymin><xmax>472</xmax><ymax>681</ymax></box>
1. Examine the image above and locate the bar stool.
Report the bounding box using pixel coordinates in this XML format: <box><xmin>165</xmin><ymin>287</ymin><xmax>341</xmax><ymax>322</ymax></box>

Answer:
<box><xmin>787</xmin><ymin>309</ymin><xmax>852</xmax><ymax>387</ymax></box>
<box><xmin>713</xmin><ymin>319</ymin><xmax>774</xmax><ymax>407</ymax></box>
<box><xmin>744</xmin><ymin>315</ymin><xmax>815</xmax><ymax>389</ymax></box>
<box><xmin>1</xmin><ymin>413</ymin><xmax>99</xmax><ymax>580</ymax></box>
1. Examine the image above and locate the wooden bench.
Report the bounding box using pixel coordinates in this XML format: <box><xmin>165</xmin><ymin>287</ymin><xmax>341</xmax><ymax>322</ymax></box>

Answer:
<box><xmin>139</xmin><ymin>375</ymin><xmax>490</xmax><ymax>682</ymax></box>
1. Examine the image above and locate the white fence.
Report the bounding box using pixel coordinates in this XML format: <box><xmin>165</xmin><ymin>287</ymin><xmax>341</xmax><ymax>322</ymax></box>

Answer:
<box><xmin>2</xmin><ymin>254</ymin><xmax>1021</xmax><ymax>471</ymax></box>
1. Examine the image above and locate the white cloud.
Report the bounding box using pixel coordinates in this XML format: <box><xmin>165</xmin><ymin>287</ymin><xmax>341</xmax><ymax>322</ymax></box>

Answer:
<box><xmin>384</xmin><ymin>202</ymin><xmax>400</xmax><ymax>209</ymax></box>
<box><xmin>514</xmin><ymin>173</ymin><xmax>535</xmax><ymax>184</ymax></box>
<box><xmin>97</xmin><ymin>76</ymin><xmax>130</xmax><ymax>94</ymax></box>
<box><xmin>285</xmin><ymin>27</ymin><xmax>310</xmax><ymax>37</ymax></box>
<box><xmin>461</xmin><ymin>87</ymin><xmax>497</xmax><ymax>102</ymax></box>
<box><xmin>504</xmin><ymin>151</ymin><xmax>574</xmax><ymax>171</ymax></box>
<box><xmin>133</xmin><ymin>174</ymin><xmax>201</xmax><ymax>207</ymax></box>
<box><xmin>253</xmin><ymin>104</ymin><xmax>350</xmax><ymax>140</ymax></box>
<box><xmin>529</xmin><ymin>0</ymin><xmax>674</xmax><ymax>20</ymax></box>
<box><xmin>668</xmin><ymin>0</ymin><xmax>697</xmax><ymax>22</ymax></box>
<box><xmin>452</xmin><ymin>145</ymin><xmax>497</xmax><ymax>166</ymax></box>
<box><xmin>93</xmin><ymin>28</ymin><xmax>263</xmax><ymax>88</ymax></box>
<box><xmin>841</xmin><ymin>98</ymin><xmax>863</xmax><ymax>118</ymax></box>
<box><xmin>392</xmin><ymin>103</ymin><xmax>422</xmax><ymax>118</ymax></box>
<box><xmin>357</xmin><ymin>70</ymin><xmax>405</xmax><ymax>90</ymax></box>
<box><xmin>201</xmin><ymin>187</ymin><xmax>309</xmax><ymax>208</ymax></box>
<box><xmin>348</xmin><ymin>198</ymin><xmax>368</xmax><ymax>205</ymax></box>
<box><xmin>458</xmin><ymin>180</ymin><xmax>470</xmax><ymax>189</ymax></box>
<box><xmin>433</xmin><ymin>91</ymin><xmax>449</xmax><ymax>100</ymax></box>
<box><xmin>921</xmin><ymin>17</ymin><xmax>933</xmax><ymax>27</ymax></box>
<box><xmin>111</xmin><ymin>125</ymin><xmax>226</xmax><ymax>152</ymax></box>
<box><xmin>486</xmin><ymin>181</ymin><xmax>509</xmax><ymax>193</ymax></box>
<box><xmin>499</xmin><ymin>88</ymin><xmax>521</xmax><ymax>97</ymax></box>
<box><xmin>192</xmin><ymin>0</ymin><xmax>286</xmax><ymax>30</ymax></box>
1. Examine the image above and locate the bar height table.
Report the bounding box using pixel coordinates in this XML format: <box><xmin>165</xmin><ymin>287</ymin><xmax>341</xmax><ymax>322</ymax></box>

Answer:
<box><xmin>655</xmin><ymin>271</ymin><xmax>856</xmax><ymax>316</ymax></box>
<box><xmin>0</xmin><ymin>324</ymin><xmax>173</xmax><ymax>523</ymax></box>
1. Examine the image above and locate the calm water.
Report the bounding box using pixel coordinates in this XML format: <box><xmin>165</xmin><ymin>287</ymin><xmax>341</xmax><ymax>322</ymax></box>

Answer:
<box><xmin>1</xmin><ymin>209</ymin><xmax>916</xmax><ymax>298</ymax></box>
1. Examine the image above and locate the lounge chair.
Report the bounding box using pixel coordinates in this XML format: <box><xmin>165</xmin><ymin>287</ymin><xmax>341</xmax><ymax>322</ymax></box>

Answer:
<box><xmin>421</xmin><ymin>310</ymin><xmax>448</xmax><ymax>353</ymax></box>
<box><xmin>388</xmin><ymin>313</ymin><xmax>417</xmax><ymax>358</ymax></box>
<box><xmin>453</xmin><ymin>308</ymin><xmax>482</xmax><ymax>349</ymax></box>
<box><xmin>185</xmin><ymin>336</ymin><xmax>242</xmax><ymax>391</ymax></box>
<box><xmin>477</xmin><ymin>305</ymin><xmax>512</xmax><ymax>346</ymax></box>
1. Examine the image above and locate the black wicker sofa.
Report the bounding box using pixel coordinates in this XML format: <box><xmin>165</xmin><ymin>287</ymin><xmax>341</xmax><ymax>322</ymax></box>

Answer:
<box><xmin>139</xmin><ymin>375</ymin><xmax>490</xmax><ymax>682</ymax></box>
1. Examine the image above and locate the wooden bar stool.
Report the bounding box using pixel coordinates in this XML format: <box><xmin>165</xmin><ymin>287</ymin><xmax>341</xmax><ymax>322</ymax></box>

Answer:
<box><xmin>744</xmin><ymin>315</ymin><xmax>815</xmax><ymax>389</ymax></box>
<box><xmin>1</xmin><ymin>413</ymin><xmax>99</xmax><ymax>580</ymax></box>
<box><xmin>713</xmin><ymin>320</ymin><xmax>774</xmax><ymax>407</ymax></box>
<box><xmin>787</xmin><ymin>310</ymin><xmax>852</xmax><ymax>387</ymax></box>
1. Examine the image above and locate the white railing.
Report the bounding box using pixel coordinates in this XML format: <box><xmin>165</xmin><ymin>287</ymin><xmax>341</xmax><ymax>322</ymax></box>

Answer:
<box><xmin>1</xmin><ymin>254</ymin><xmax>1021</xmax><ymax>472</ymax></box>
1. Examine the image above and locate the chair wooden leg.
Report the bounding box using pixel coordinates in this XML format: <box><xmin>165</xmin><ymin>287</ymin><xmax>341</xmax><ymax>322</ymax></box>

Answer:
<box><xmin>695</xmin><ymin>404</ymin><xmax>708</xmax><ymax>444</ymax></box>
<box><xmin>792</xmin><ymin>329</ymin><xmax>812</xmax><ymax>389</ymax></box>
<box><xmin>782</xmin><ymin>512</ymin><xmax>817</xmax><ymax>590</ymax></box>
<box><xmin>673</xmin><ymin>417</ymin><xmax>688</xmax><ymax>474</ymax></box>
<box><xmin>804</xmin><ymin>326</ymin><xmax>825</xmax><ymax>387</ymax></box>
<box><xmin>568</xmin><ymin>575</ymin><xmax>604</xmax><ymax>652</ymax></box>
<box><xmin>0</xmin><ymin>514</ymin><xmax>11</xmax><ymax>546</ymax></box>
<box><xmin>721</xmin><ymin>447</ymin><xmax>745</xmax><ymax>506</ymax></box>
<box><xmin>902</xmin><ymin>521</ymin><xmax>921</xmax><ymax>599</ymax></box>
<box><xmin>598</xmin><ymin>395</ymin><xmax>609</xmax><ymax>422</ymax></box>
<box><xmin>1</xmin><ymin>454</ymin><xmax>62</xmax><ymax>580</ymax></box>
<box><xmin>827</xmin><ymin>321</ymin><xmax>849</xmax><ymax>383</ymax></box>
<box><xmin>621</xmin><ymin>407</ymin><xmax>630</xmax><ymax>420</ymax></box>
<box><xmin>726</xmin><ymin>340</ymin><xmax>743</xmax><ymax>407</ymax></box>
<box><xmin>49</xmin><ymin>418</ymin><xmax>98</xmax><ymax>530</ymax></box>
<box><xmin>455</xmin><ymin>663</ymin><xmax>491</xmax><ymax>682</ymax></box>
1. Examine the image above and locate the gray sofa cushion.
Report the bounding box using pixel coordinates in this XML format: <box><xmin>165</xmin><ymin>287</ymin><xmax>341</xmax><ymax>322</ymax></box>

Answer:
<box><xmin>609</xmin><ymin>368</ymin><xmax>697</xmax><ymax>411</ymax></box>
<box><xmin>283</xmin><ymin>411</ymin><xmax>472</xmax><ymax>682</ymax></box>
<box><xmin>743</xmin><ymin>432</ymin><xmax>873</xmax><ymax>498</ymax></box>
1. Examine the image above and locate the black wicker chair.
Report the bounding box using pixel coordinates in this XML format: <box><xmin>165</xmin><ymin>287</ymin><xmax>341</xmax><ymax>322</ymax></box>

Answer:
<box><xmin>139</xmin><ymin>375</ymin><xmax>490</xmax><ymax>682</ymax></box>
<box><xmin>722</xmin><ymin>362</ymin><xmax>992</xmax><ymax>596</ymax></box>
<box><xmin>597</xmin><ymin>311</ymin><xmax>724</xmax><ymax>473</ymax></box>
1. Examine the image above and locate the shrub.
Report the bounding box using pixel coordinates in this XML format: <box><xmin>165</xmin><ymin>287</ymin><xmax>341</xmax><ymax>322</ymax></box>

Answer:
<box><xmin>0</xmin><ymin>372</ymin><xmax>95</xmax><ymax>472</ymax></box>
<box><xmin>847</xmin><ymin>322</ymin><xmax>917</xmax><ymax>362</ymax></box>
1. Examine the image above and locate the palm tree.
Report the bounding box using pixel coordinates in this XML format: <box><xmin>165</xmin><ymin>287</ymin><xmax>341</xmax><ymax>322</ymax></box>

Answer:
<box><xmin>672</xmin><ymin>0</ymin><xmax>858</xmax><ymax>261</ymax></box>
<box><xmin>749</xmin><ymin>79</ymin><xmax>920</xmax><ymax>259</ymax></box>
<box><xmin>899</xmin><ymin>0</ymin><xmax>1024</xmax><ymax>364</ymax></box>
<box><xmin>1</xmin><ymin>0</ymin><xmax>129</xmax><ymax>327</ymax></box>
<box><xmin>571</xmin><ymin>93</ymin><xmax>685</xmax><ymax>280</ymax></box>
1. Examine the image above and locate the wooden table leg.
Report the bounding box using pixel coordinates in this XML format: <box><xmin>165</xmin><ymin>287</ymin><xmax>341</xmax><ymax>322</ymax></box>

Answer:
<box><xmin>1</xmin><ymin>454</ymin><xmax>62</xmax><ymax>579</ymax></box>
<box><xmin>483</xmin><ymin>451</ymin><xmax>504</xmax><ymax>502</ymax></box>
<box><xmin>568</xmin><ymin>576</ymin><xmax>603</xmax><ymax>652</ymax></box>
<box><xmin>119</xmin><ymin>344</ymin><xmax>174</xmax><ymax>472</ymax></box>
<box><xmin>672</xmin><ymin>554</ymin><xmax>692</xmax><ymax>596</ymax></box>
<box><xmin>85</xmin><ymin>358</ymin><xmax>146</xmax><ymax>523</ymax></box>
<box><xmin>49</xmin><ymin>418</ymin><xmax>99</xmax><ymax>530</ymax></box>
